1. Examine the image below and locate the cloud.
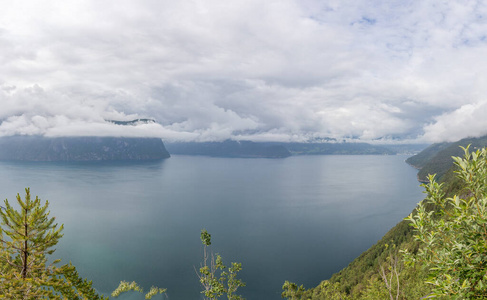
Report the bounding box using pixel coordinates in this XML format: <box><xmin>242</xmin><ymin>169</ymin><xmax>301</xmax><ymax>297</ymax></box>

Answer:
<box><xmin>421</xmin><ymin>100</ymin><xmax>487</xmax><ymax>142</ymax></box>
<box><xmin>1</xmin><ymin>0</ymin><xmax>487</xmax><ymax>143</ymax></box>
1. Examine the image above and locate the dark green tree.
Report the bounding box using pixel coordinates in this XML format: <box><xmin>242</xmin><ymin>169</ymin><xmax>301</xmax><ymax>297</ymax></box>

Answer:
<box><xmin>281</xmin><ymin>281</ymin><xmax>305</xmax><ymax>299</ymax></box>
<box><xmin>0</xmin><ymin>188</ymin><xmax>106</xmax><ymax>299</ymax></box>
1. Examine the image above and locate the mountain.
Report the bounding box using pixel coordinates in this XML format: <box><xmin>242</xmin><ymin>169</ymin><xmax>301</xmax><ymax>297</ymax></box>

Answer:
<box><xmin>297</xmin><ymin>136</ymin><xmax>487</xmax><ymax>299</ymax></box>
<box><xmin>105</xmin><ymin>118</ymin><xmax>156</xmax><ymax>125</ymax></box>
<box><xmin>165</xmin><ymin>140</ymin><xmax>292</xmax><ymax>158</ymax></box>
<box><xmin>404</xmin><ymin>142</ymin><xmax>451</xmax><ymax>170</ymax></box>
<box><xmin>406</xmin><ymin>135</ymin><xmax>487</xmax><ymax>182</ymax></box>
<box><xmin>381</xmin><ymin>143</ymin><xmax>429</xmax><ymax>155</ymax></box>
<box><xmin>166</xmin><ymin>141</ymin><xmax>430</xmax><ymax>158</ymax></box>
<box><xmin>282</xmin><ymin>142</ymin><xmax>396</xmax><ymax>155</ymax></box>
<box><xmin>0</xmin><ymin>136</ymin><xmax>170</xmax><ymax>161</ymax></box>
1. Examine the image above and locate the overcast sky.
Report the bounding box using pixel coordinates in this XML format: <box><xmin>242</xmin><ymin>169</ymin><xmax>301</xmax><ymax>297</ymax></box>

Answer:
<box><xmin>1</xmin><ymin>0</ymin><xmax>487</xmax><ymax>143</ymax></box>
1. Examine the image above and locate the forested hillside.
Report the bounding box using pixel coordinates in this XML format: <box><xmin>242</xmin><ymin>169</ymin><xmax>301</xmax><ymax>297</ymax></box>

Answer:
<box><xmin>405</xmin><ymin>142</ymin><xmax>451</xmax><ymax>170</ymax></box>
<box><xmin>284</xmin><ymin>140</ymin><xmax>487</xmax><ymax>300</ymax></box>
<box><xmin>406</xmin><ymin>135</ymin><xmax>487</xmax><ymax>182</ymax></box>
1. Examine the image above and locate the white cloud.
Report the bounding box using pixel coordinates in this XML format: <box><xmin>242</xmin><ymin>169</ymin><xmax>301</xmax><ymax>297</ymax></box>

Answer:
<box><xmin>1</xmin><ymin>0</ymin><xmax>487</xmax><ymax>143</ymax></box>
<box><xmin>421</xmin><ymin>101</ymin><xmax>487</xmax><ymax>142</ymax></box>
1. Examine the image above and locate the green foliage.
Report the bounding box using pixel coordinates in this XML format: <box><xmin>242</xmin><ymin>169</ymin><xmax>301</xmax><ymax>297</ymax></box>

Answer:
<box><xmin>0</xmin><ymin>188</ymin><xmax>107</xmax><ymax>299</ymax></box>
<box><xmin>111</xmin><ymin>281</ymin><xmax>166</xmax><ymax>299</ymax></box>
<box><xmin>0</xmin><ymin>188</ymin><xmax>64</xmax><ymax>277</ymax></box>
<box><xmin>298</xmin><ymin>280</ymin><xmax>350</xmax><ymax>300</ymax></box>
<box><xmin>201</xmin><ymin>228</ymin><xmax>212</xmax><ymax>246</ymax></box>
<box><xmin>294</xmin><ymin>242</ymin><xmax>431</xmax><ymax>300</ymax></box>
<box><xmin>111</xmin><ymin>281</ymin><xmax>143</xmax><ymax>297</ymax></box>
<box><xmin>318</xmin><ymin>218</ymin><xmax>428</xmax><ymax>299</ymax></box>
<box><xmin>145</xmin><ymin>286</ymin><xmax>168</xmax><ymax>299</ymax></box>
<box><xmin>404</xmin><ymin>146</ymin><xmax>487</xmax><ymax>299</ymax></box>
<box><xmin>288</xmin><ymin>151</ymin><xmax>466</xmax><ymax>299</ymax></box>
<box><xmin>283</xmin><ymin>143</ymin><xmax>487</xmax><ymax>300</ymax></box>
<box><xmin>378</xmin><ymin>243</ymin><xmax>401</xmax><ymax>300</ymax></box>
<box><xmin>281</xmin><ymin>281</ymin><xmax>305</xmax><ymax>299</ymax></box>
<box><xmin>0</xmin><ymin>190</ymin><xmax>244</xmax><ymax>299</ymax></box>
<box><xmin>111</xmin><ymin>229</ymin><xmax>244</xmax><ymax>299</ymax></box>
<box><xmin>52</xmin><ymin>263</ymin><xmax>108</xmax><ymax>300</ymax></box>
<box><xmin>198</xmin><ymin>229</ymin><xmax>246</xmax><ymax>300</ymax></box>
<box><xmin>361</xmin><ymin>277</ymin><xmax>388</xmax><ymax>300</ymax></box>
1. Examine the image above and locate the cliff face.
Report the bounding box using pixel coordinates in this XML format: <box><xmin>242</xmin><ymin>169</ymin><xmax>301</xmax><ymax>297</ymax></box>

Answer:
<box><xmin>0</xmin><ymin>136</ymin><xmax>170</xmax><ymax>161</ymax></box>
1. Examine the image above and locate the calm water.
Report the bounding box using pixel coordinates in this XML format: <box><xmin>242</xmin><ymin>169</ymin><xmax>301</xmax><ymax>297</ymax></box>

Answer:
<box><xmin>0</xmin><ymin>155</ymin><xmax>424</xmax><ymax>299</ymax></box>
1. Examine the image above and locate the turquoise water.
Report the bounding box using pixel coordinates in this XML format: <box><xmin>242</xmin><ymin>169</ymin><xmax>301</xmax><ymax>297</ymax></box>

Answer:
<box><xmin>0</xmin><ymin>155</ymin><xmax>424</xmax><ymax>299</ymax></box>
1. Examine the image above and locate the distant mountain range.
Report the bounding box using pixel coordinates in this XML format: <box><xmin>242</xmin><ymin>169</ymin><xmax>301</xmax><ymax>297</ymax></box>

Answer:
<box><xmin>0</xmin><ymin>136</ymin><xmax>429</xmax><ymax>161</ymax></box>
<box><xmin>165</xmin><ymin>140</ymin><xmax>292</xmax><ymax>158</ymax></box>
<box><xmin>0</xmin><ymin>136</ymin><xmax>170</xmax><ymax>161</ymax></box>
<box><xmin>406</xmin><ymin>135</ymin><xmax>487</xmax><ymax>182</ymax></box>
<box><xmin>166</xmin><ymin>140</ymin><xmax>426</xmax><ymax>157</ymax></box>
<box><xmin>281</xmin><ymin>142</ymin><xmax>396</xmax><ymax>155</ymax></box>
<box><xmin>0</xmin><ymin>112</ymin><xmax>431</xmax><ymax>163</ymax></box>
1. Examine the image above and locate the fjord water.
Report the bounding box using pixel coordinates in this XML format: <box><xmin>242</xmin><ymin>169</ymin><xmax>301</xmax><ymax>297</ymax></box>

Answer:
<box><xmin>0</xmin><ymin>155</ymin><xmax>424</xmax><ymax>299</ymax></box>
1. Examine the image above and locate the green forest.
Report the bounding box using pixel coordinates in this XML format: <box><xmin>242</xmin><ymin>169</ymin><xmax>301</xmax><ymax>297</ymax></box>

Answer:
<box><xmin>2</xmin><ymin>139</ymin><xmax>487</xmax><ymax>299</ymax></box>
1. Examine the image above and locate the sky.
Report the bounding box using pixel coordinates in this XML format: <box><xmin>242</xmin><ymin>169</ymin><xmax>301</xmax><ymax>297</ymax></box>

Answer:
<box><xmin>1</xmin><ymin>0</ymin><xmax>487</xmax><ymax>143</ymax></box>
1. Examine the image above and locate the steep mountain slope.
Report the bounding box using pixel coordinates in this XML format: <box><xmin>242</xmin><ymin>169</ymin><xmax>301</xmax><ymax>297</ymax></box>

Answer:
<box><xmin>407</xmin><ymin>135</ymin><xmax>487</xmax><ymax>182</ymax></box>
<box><xmin>299</xmin><ymin>138</ymin><xmax>485</xmax><ymax>299</ymax></box>
<box><xmin>405</xmin><ymin>142</ymin><xmax>451</xmax><ymax>169</ymax></box>
<box><xmin>0</xmin><ymin>136</ymin><xmax>170</xmax><ymax>161</ymax></box>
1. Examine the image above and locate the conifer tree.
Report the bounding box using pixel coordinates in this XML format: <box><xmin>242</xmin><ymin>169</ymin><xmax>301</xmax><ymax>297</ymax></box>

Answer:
<box><xmin>0</xmin><ymin>188</ymin><xmax>107</xmax><ymax>299</ymax></box>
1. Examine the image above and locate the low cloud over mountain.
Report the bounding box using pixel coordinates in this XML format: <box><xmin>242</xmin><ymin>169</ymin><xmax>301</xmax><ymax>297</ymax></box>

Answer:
<box><xmin>2</xmin><ymin>0</ymin><xmax>487</xmax><ymax>143</ymax></box>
